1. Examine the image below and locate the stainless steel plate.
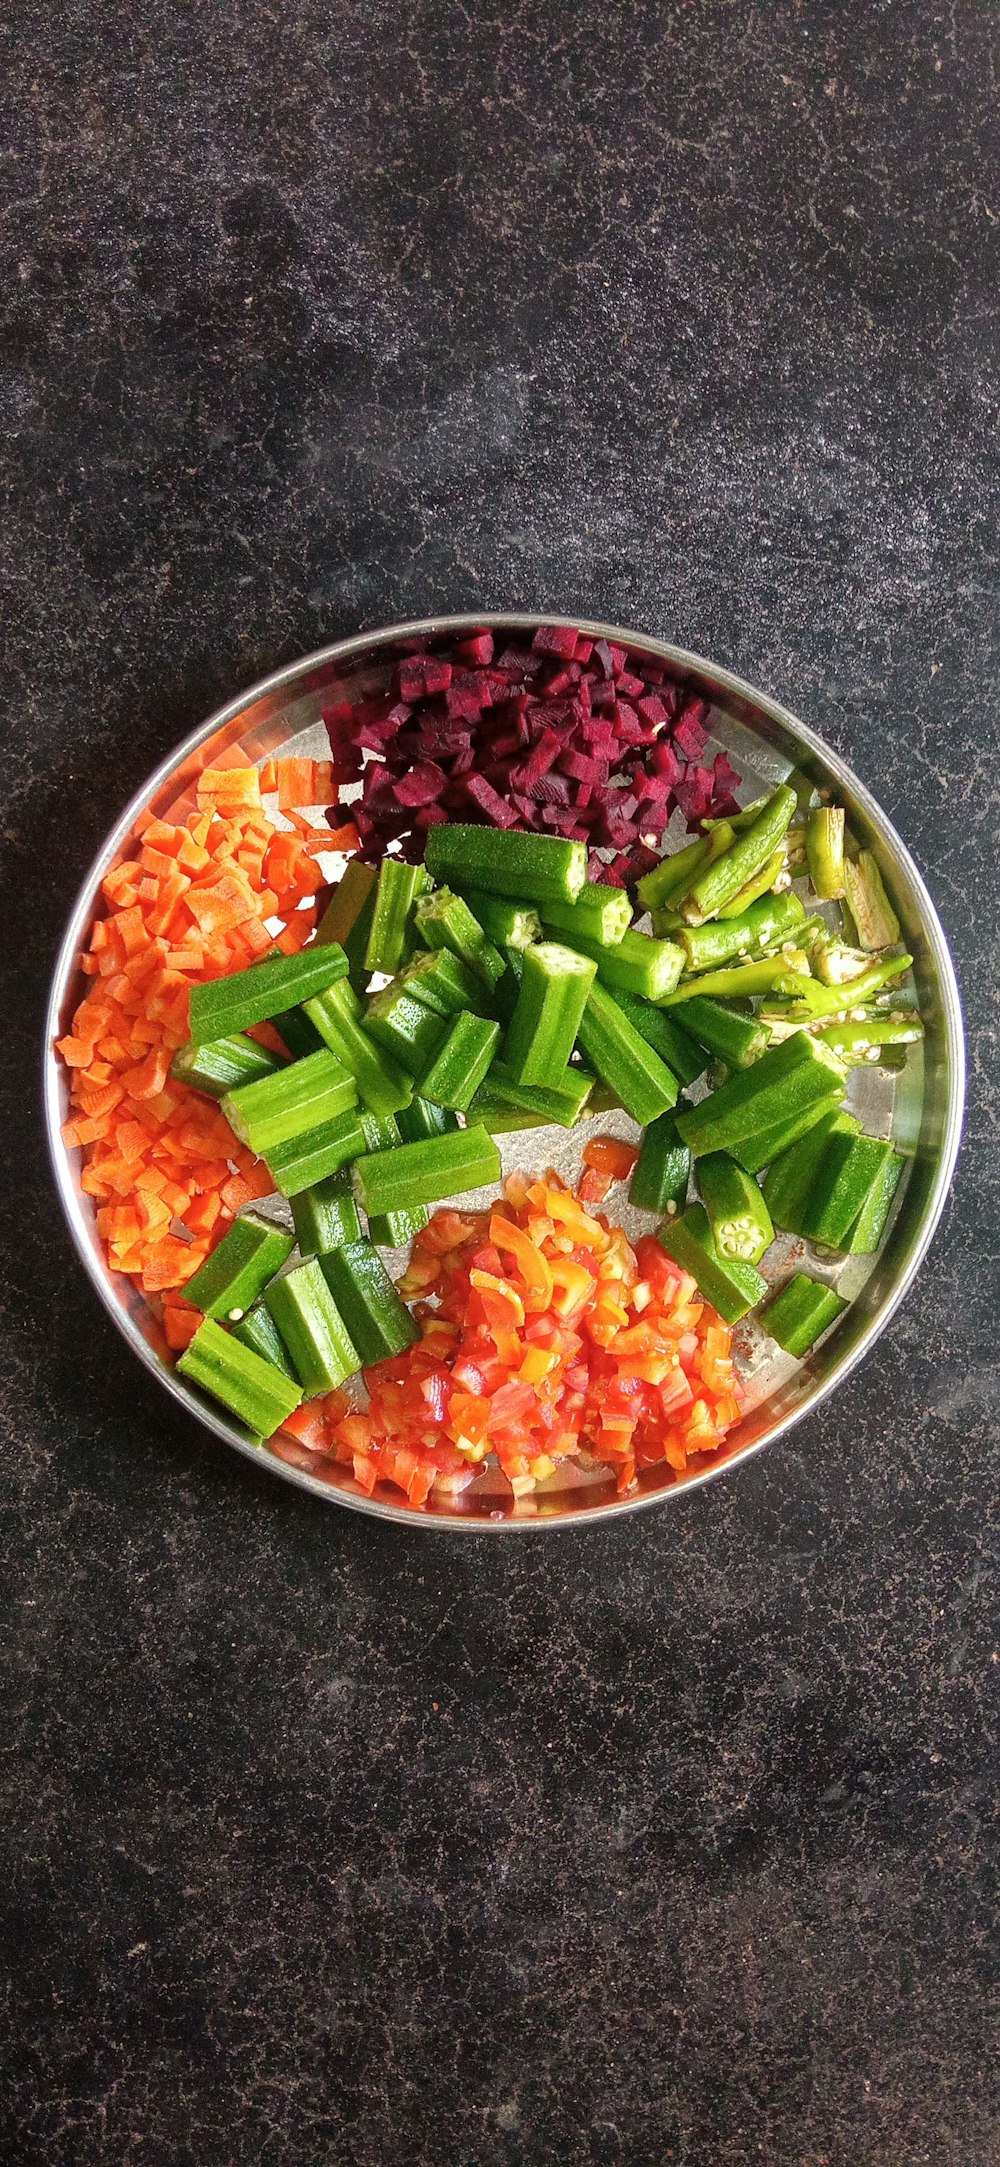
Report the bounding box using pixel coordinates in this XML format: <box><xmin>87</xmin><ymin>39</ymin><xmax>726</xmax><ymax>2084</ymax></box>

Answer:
<box><xmin>44</xmin><ymin>615</ymin><xmax>965</xmax><ymax>1529</ymax></box>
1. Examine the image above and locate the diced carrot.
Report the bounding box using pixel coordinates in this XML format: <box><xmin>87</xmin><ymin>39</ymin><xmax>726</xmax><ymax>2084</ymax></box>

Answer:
<box><xmin>162</xmin><ymin>1303</ymin><xmax>203</xmax><ymax>1350</ymax></box>
<box><xmin>323</xmin><ymin>821</ymin><xmax>361</xmax><ymax>854</ymax></box>
<box><xmin>196</xmin><ymin>765</ymin><xmax>263</xmax><ymax>811</ymax></box>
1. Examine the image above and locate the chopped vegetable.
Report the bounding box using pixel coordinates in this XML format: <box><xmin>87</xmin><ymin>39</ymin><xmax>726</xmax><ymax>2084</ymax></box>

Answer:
<box><xmin>504</xmin><ymin>942</ymin><xmax>596</xmax><ymax>1090</ymax></box>
<box><xmin>841</xmin><ymin>1149</ymin><xmax>904</xmax><ymax>1254</ymax></box>
<box><xmin>399</xmin><ymin>946</ymin><xmax>487</xmax><ymax>1017</ymax></box>
<box><xmin>697</xmin><ymin>1153</ymin><xmax>774</xmax><ymax>1265</ymax></box>
<box><xmin>629</xmin><ymin>1111</ymin><xmax>691</xmax><ymax>1215</ymax></box>
<box><xmin>657</xmin><ymin>1204</ymin><xmax>767</xmax><ymax>1324</ymax></box>
<box><xmin>231</xmin><ymin>1301</ymin><xmax>298</xmax><ymax>1380</ymax></box>
<box><xmin>265</xmin><ymin>1108</ymin><xmax>368</xmax><ymax>1198</ymax></box>
<box><xmin>581</xmin><ymin>1135</ymin><xmax>639</xmax><ymax>1181</ymax></box>
<box><xmin>576</xmin><ymin>980</ymin><xmax>679</xmax><ymax>1127</ymax></box>
<box><xmin>541</xmin><ymin>886</ymin><xmax>633</xmax><ymax>947</ymax></box>
<box><xmin>413</xmin><ymin>887</ymin><xmax>506</xmax><ymax>986</ymax></box>
<box><xmin>183</xmin><ymin>1209</ymin><xmax>294</xmax><ymax>1321</ymax></box>
<box><xmin>730</xmin><ymin>1091</ymin><xmax>846</xmax><ymax>1177</ymax></box>
<box><xmin>659</xmin><ymin>953</ymin><xmax>812</xmax><ymax>1005</ymax></box>
<box><xmin>352</xmin><ymin>1126</ymin><xmax>502</xmax><ymax>1219</ymax></box>
<box><xmin>604</xmin><ymin>988</ymin><xmax>708</xmax><ymax>1088</ymax></box>
<box><xmin>813</xmin><ymin>1015</ymin><xmax>924</xmax><ymax>1064</ymax></box>
<box><xmin>801</xmin><ymin>1133</ymin><xmax>902</xmax><ymax>1251</ymax></box>
<box><xmin>315</xmin><ymin>861</ymin><xmax>379</xmax><ymax>992</ymax></box>
<box><xmin>264</xmin><ymin>1260</ymin><xmax>361</xmax><ymax>1394</ymax></box>
<box><xmin>222</xmin><ymin>1049</ymin><xmax>357</xmax><ymax>1153</ymax></box>
<box><xmin>418</xmin><ymin>1010</ymin><xmax>501</xmax><ymax>1111</ymax></box>
<box><xmin>843</xmin><ymin>849</ymin><xmax>901</xmax><ymax>950</ymax></box>
<box><xmin>170</xmin><ymin>1032</ymin><xmax>285</xmax><ymax>1099</ymax></box>
<box><xmin>550</xmin><ymin>923</ymin><xmax>685</xmax><ymax>1002</ymax></box>
<box><xmin>681</xmin><ymin>786</ymin><xmax>798</xmax><ymax>923</ymax></box>
<box><xmin>290</xmin><ymin>1172</ymin><xmax>363</xmax><ymax>1257</ymax></box>
<box><xmin>675</xmin><ymin>1033</ymin><xmax>846</xmax><ymax>1159</ymax></box>
<box><xmin>760</xmin><ymin>1273</ymin><xmax>848</xmax><ymax>1356</ymax></box>
<box><xmin>363</xmin><ymin>985</ymin><xmax>448</xmax><ymax>1074</ymax></box>
<box><xmin>396</xmin><ymin>1096</ymin><xmax>460</xmax><ymax>1143</ymax></box>
<box><xmin>466</xmin><ymin>1059</ymin><xmax>595</xmax><ymax>1130</ymax></box>
<box><xmin>178</xmin><ymin>1317</ymin><xmax>302</xmax><ymax>1436</ymax></box>
<box><xmin>805</xmin><ymin>805</ymin><xmax>846</xmax><ymax>899</ymax></box>
<box><xmin>364</xmin><ymin>858</ymin><xmax>430</xmax><ymax>975</ymax></box>
<box><xmin>320</xmin><ymin>1240</ymin><xmax>419</xmax><ymax>1365</ymax></box>
<box><xmin>678</xmin><ymin>891</ymin><xmax>806</xmax><ymax>974</ymax></box>
<box><xmin>457</xmin><ymin>890</ymin><xmax>541</xmax><ymax>952</ymax></box>
<box><xmin>188</xmin><ymin>945</ymin><xmax>348</xmax><ymax>1045</ymax></box>
<box><xmin>305</xmin><ymin>980</ymin><xmax>414</xmax><ymax>1116</ymax></box>
<box><xmin>762</xmin><ymin>1110</ymin><xmax>860</xmax><ymax>1233</ymax></box>
<box><xmin>358</xmin><ymin>1112</ymin><xmax>428</xmax><ymax>1247</ymax></box>
<box><xmin>425</xmin><ymin>823</ymin><xmax>587</xmax><ymax>906</ymax></box>
<box><xmin>674</xmin><ymin>995</ymin><xmax>768</xmax><ymax>1070</ymax></box>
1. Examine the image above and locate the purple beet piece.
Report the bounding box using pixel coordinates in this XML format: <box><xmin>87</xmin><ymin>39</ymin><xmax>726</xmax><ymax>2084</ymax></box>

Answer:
<box><xmin>399</xmin><ymin>655</ymin><xmax>453</xmax><ymax>701</ymax></box>
<box><xmin>392</xmin><ymin>760</ymin><xmax>448</xmax><ymax>808</ymax></box>
<box><xmin>673</xmin><ymin>765</ymin><xmax>716</xmax><ymax>823</ymax></box>
<box><xmin>464</xmin><ymin>774</ymin><xmax>520</xmax><ymax>826</ymax></box>
<box><xmin>673</xmin><ymin>697</ymin><xmax>711</xmax><ymax>760</ymax></box>
<box><xmin>445</xmin><ymin>683</ymin><xmax>485</xmax><ymax>722</ymax></box>
<box><xmin>617</xmin><ymin>670</ymin><xmax>645</xmax><ymax>699</ymax></box>
<box><xmin>531</xmin><ymin>623</ymin><xmax>580</xmax><ymax>660</ymax></box>
<box><xmin>453</xmin><ymin>630</ymin><xmax>494</xmax><ymax>666</ymax></box>
<box><xmin>518</xmin><ymin>726</ymin><xmax>563</xmax><ymax>784</ymax></box>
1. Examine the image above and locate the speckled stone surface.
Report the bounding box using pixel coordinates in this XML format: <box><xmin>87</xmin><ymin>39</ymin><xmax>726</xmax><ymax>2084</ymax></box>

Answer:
<box><xmin>2</xmin><ymin>3</ymin><xmax>998</xmax><ymax>2160</ymax></box>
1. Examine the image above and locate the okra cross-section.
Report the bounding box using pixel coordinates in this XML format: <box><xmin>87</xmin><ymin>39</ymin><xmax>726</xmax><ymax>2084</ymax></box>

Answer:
<box><xmin>177</xmin><ymin>1317</ymin><xmax>302</xmax><ymax>1436</ymax></box>
<box><xmin>413</xmin><ymin>887</ymin><xmax>506</xmax><ymax>987</ymax></box>
<box><xmin>183</xmin><ymin>1209</ymin><xmax>295</xmax><ymax>1321</ymax></box>
<box><xmin>697</xmin><ymin>1153</ymin><xmax>774</xmax><ymax>1266</ymax></box>
<box><xmin>541</xmin><ymin>886</ymin><xmax>633</xmax><ymax>947</ymax></box>
<box><xmin>188</xmin><ymin>944</ymin><xmax>348</xmax><ymax>1045</ymax></box>
<box><xmin>458</xmin><ymin>890</ymin><xmax>542</xmax><ymax>952</ymax></box>
<box><xmin>425</xmin><ymin>823</ymin><xmax>587</xmax><ymax>907</ymax></box>
<box><xmin>222</xmin><ymin>1048</ymin><xmax>357</xmax><ymax>1154</ymax></box>
<box><xmin>504</xmin><ymin>942</ymin><xmax>596</xmax><ymax>1091</ymax></box>
<box><xmin>363</xmin><ymin>985</ymin><xmax>447</xmax><ymax>1075</ymax></box>
<box><xmin>352</xmin><ymin>1127</ymin><xmax>502</xmax><ymax>1219</ymax></box>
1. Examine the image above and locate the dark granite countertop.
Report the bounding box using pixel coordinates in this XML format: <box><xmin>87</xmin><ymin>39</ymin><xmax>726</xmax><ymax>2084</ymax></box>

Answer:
<box><xmin>2</xmin><ymin>3</ymin><xmax>998</xmax><ymax>2160</ymax></box>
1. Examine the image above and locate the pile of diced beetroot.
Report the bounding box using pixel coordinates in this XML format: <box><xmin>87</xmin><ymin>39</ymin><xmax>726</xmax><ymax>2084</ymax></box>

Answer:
<box><xmin>323</xmin><ymin>624</ymin><xmax>742</xmax><ymax>885</ymax></box>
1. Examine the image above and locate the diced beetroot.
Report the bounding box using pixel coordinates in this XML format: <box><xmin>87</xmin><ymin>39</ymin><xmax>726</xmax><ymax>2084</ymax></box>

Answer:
<box><xmin>709</xmin><ymin>749</ymin><xmax>742</xmax><ymax>801</ymax></box>
<box><xmin>611</xmin><ymin>703</ymin><xmax>648</xmax><ymax>747</ymax></box>
<box><xmin>617</xmin><ymin>670</ymin><xmax>646</xmax><ymax>700</ymax></box>
<box><xmin>414</xmin><ymin>803</ymin><xmax>449</xmax><ymax>831</ymax></box>
<box><xmin>607</xmin><ymin>642</ymin><xmax>629</xmax><ymax>677</ymax></box>
<box><xmin>574</xmin><ymin>636</ymin><xmax>595</xmax><ymax>663</ymax></box>
<box><xmin>589</xmin><ymin>677</ymin><xmax>617</xmax><ymax>710</ymax></box>
<box><xmin>617</xmin><ymin>841</ymin><xmax>662</xmax><ymax>882</ymax></box>
<box><xmin>592</xmin><ymin>639</ymin><xmax>615</xmax><ymax>681</ymax></box>
<box><xmin>635</xmin><ymin>693</ymin><xmax>669</xmax><ymax>731</ymax></box>
<box><xmin>399</xmin><ymin>656</ymin><xmax>453</xmax><ymax>700</ymax></box>
<box><xmin>673</xmin><ymin>765</ymin><xmax>716</xmax><ymax>824</ymax></box>
<box><xmin>651</xmin><ymin>739</ymin><xmax>683</xmax><ymax>782</ymax></box>
<box><xmin>464</xmin><ymin>774</ymin><xmax>520</xmax><ymax>826</ymax></box>
<box><xmin>494</xmin><ymin>644</ymin><xmax>536</xmax><ymax>677</ymax></box>
<box><xmin>452</xmin><ymin>630</ymin><xmax>494</xmax><ymax>666</ymax></box>
<box><xmin>531</xmin><ymin>623</ymin><xmax>579</xmax><ymax>659</ymax></box>
<box><xmin>445</xmin><ymin>683</ymin><xmax>484</xmax><ymax>722</ymax></box>
<box><xmin>537</xmin><ymin>663</ymin><xmax>580</xmax><ymax>698</ymax></box>
<box><xmin>560</xmin><ymin>748</ymin><xmax>608</xmax><ymax>787</ymax></box>
<box><xmin>673</xmin><ymin>697</ymin><xmax>711</xmax><ymax>761</ymax></box>
<box><xmin>392</xmin><ymin>760</ymin><xmax>448</xmax><ymax>808</ymax></box>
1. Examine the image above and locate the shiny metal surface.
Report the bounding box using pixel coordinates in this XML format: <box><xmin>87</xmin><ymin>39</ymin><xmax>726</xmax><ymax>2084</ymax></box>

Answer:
<box><xmin>44</xmin><ymin>615</ymin><xmax>965</xmax><ymax>1530</ymax></box>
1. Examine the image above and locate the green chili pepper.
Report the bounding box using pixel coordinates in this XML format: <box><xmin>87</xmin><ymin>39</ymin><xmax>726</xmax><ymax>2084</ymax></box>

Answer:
<box><xmin>682</xmin><ymin>786</ymin><xmax>798</xmax><ymax>924</ymax></box>
<box><xmin>805</xmin><ymin>805</ymin><xmax>846</xmax><ymax>899</ymax></box>
<box><xmin>679</xmin><ymin>891</ymin><xmax>806</xmax><ymax>974</ymax></box>
<box><xmin>813</xmin><ymin>1014</ymin><xmax>924</xmax><ymax>1064</ymax></box>
<box><xmin>768</xmin><ymin>953</ymin><xmax>912</xmax><ymax>1020</ymax></box>
<box><xmin>714</xmin><ymin>848</ymin><xmax>789</xmax><ymax>918</ymax></box>
<box><xmin>659</xmin><ymin>954</ymin><xmax>812</xmax><ymax>1005</ymax></box>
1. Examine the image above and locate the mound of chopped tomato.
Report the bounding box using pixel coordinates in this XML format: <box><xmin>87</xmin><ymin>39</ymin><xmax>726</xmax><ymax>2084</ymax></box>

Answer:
<box><xmin>275</xmin><ymin>1171</ymin><xmax>741</xmax><ymax>1507</ymax></box>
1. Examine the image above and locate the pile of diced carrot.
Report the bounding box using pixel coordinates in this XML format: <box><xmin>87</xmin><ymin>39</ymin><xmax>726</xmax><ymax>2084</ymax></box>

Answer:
<box><xmin>56</xmin><ymin>759</ymin><xmax>328</xmax><ymax>1337</ymax></box>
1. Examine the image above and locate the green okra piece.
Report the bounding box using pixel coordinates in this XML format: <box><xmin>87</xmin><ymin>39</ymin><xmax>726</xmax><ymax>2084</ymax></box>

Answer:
<box><xmin>504</xmin><ymin>941</ymin><xmax>596</xmax><ymax>1089</ymax></box>
<box><xmin>576</xmin><ymin>980</ymin><xmax>679</xmax><ymax>1128</ymax></box>
<box><xmin>656</xmin><ymin>1204</ymin><xmax>767</xmax><ymax>1325</ymax></box>
<box><xmin>841</xmin><ymin>1150</ymin><xmax>904</xmax><ymax>1254</ymax></box>
<box><xmin>674</xmin><ymin>996</ymin><xmax>768</xmax><ymax>1070</ymax></box>
<box><xmin>183</xmin><ymin>1209</ymin><xmax>294</xmax><ymax>1321</ymax></box>
<box><xmin>760</xmin><ymin>1273</ymin><xmax>848</xmax><ymax>1357</ymax></box>
<box><xmin>270</xmin><ymin>1007</ymin><xmax>325</xmax><ymax>1058</ymax></box>
<box><xmin>188</xmin><ymin>945</ymin><xmax>348</xmax><ymax>1045</ymax></box>
<box><xmin>320</xmin><ymin>1240</ymin><xmax>419</xmax><ymax>1366</ymax></box>
<box><xmin>682</xmin><ymin>785</ymin><xmax>798</xmax><ymax>924</ymax></box>
<box><xmin>546</xmin><ymin>923</ymin><xmax>685</xmax><ymax>1002</ymax></box>
<box><xmin>678</xmin><ymin>891</ymin><xmax>806</xmax><ymax>975</ymax></box>
<box><xmin>222</xmin><ymin>1049</ymin><xmax>357</xmax><ymax>1154</ymax></box>
<box><xmin>730</xmin><ymin>1091</ymin><xmax>845</xmax><ymax>1177</ymax></box>
<box><xmin>396</xmin><ymin>1095</ymin><xmax>460</xmax><ymax>1143</ymax></box>
<box><xmin>492</xmin><ymin>947</ymin><xmax>525</xmax><ymax>1027</ymax></box>
<box><xmin>843</xmin><ymin>849</ymin><xmax>901</xmax><ymax>950</ymax></box>
<box><xmin>419</xmin><ymin>1010</ymin><xmax>501</xmax><ymax>1111</ymax></box>
<box><xmin>177</xmin><ymin>1317</ymin><xmax>302</xmax><ymax>1436</ymax></box>
<box><xmin>604</xmin><ymin>988</ymin><xmax>708</xmax><ymax>1088</ymax></box>
<box><xmin>674</xmin><ymin>1033</ymin><xmax>846</xmax><ymax>1159</ymax></box>
<box><xmin>352</xmin><ymin>1128</ymin><xmax>502</xmax><ymax>1219</ymax></box>
<box><xmin>813</xmin><ymin>1014</ymin><xmax>924</xmax><ymax>1064</ymax></box>
<box><xmin>315</xmin><ymin>860</ymin><xmax>379</xmax><ymax>993</ymax></box>
<box><xmin>305</xmin><ymin>979</ymin><xmax>413</xmax><ymax>1117</ymax></box>
<box><xmin>466</xmin><ymin>1059</ymin><xmax>595</xmax><ymax>1130</ymax></box>
<box><xmin>425</xmin><ymin>823</ymin><xmax>587</xmax><ymax>906</ymax></box>
<box><xmin>805</xmin><ymin>805</ymin><xmax>846</xmax><ymax>900</ymax></box>
<box><xmin>265</xmin><ymin>1108</ymin><xmax>368</xmax><ymax>1198</ymax></box>
<box><xmin>761</xmin><ymin>1110</ymin><xmax>860</xmax><ymax>1234</ymax></box>
<box><xmin>801</xmin><ymin>1133</ymin><xmax>901</xmax><ymax>1251</ymax></box>
<box><xmin>767</xmin><ymin>953</ymin><xmax>912</xmax><ymax>1020</ymax></box>
<box><xmin>413</xmin><ymin>887</ymin><xmax>506</xmax><ymax>987</ymax></box>
<box><xmin>399</xmin><ymin>946</ymin><xmax>488</xmax><ymax>1018</ymax></box>
<box><xmin>170</xmin><ymin>1032</ymin><xmax>286</xmax><ymax>1099</ymax></box>
<box><xmin>461</xmin><ymin>1098</ymin><xmax>540</xmax><ymax>1134</ymax></box>
<box><xmin>457</xmin><ymin>889</ymin><xmax>542</xmax><ymax>952</ymax></box>
<box><xmin>358</xmin><ymin>1112</ymin><xmax>427</xmax><ymax>1246</ymax></box>
<box><xmin>231</xmin><ymin>1302</ymin><xmax>298</xmax><ymax>1381</ymax></box>
<box><xmin>290</xmin><ymin>1171</ymin><xmax>362</xmax><ymax>1257</ymax></box>
<box><xmin>541</xmin><ymin>886</ymin><xmax>633</xmax><ymax>947</ymax></box>
<box><xmin>629</xmin><ymin>1112</ymin><xmax>691</xmax><ymax>1215</ymax></box>
<box><xmin>714</xmin><ymin>846</ymin><xmax>789</xmax><ymax>918</ymax></box>
<box><xmin>264</xmin><ymin>1259</ymin><xmax>361</xmax><ymax>1395</ymax></box>
<box><xmin>636</xmin><ymin>824</ymin><xmax>735</xmax><ymax>913</ymax></box>
<box><xmin>363</xmin><ymin>858</ymin><xmax>430</xmax><ymax>976</ymax></box>
<box><xmin>659</xmin><ymin>954</ymin><xmax>813</xmax><ymax>1005</ymax></box>
<box><xmin>697</xmin><ymin>1153</ymin><xmax>774</xmax><ymax>1265</ymax></box>
<box><xmin>363</xmin><ymin>984</ymin><xmax>447</xmax><ymax>1075</ymax></box>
